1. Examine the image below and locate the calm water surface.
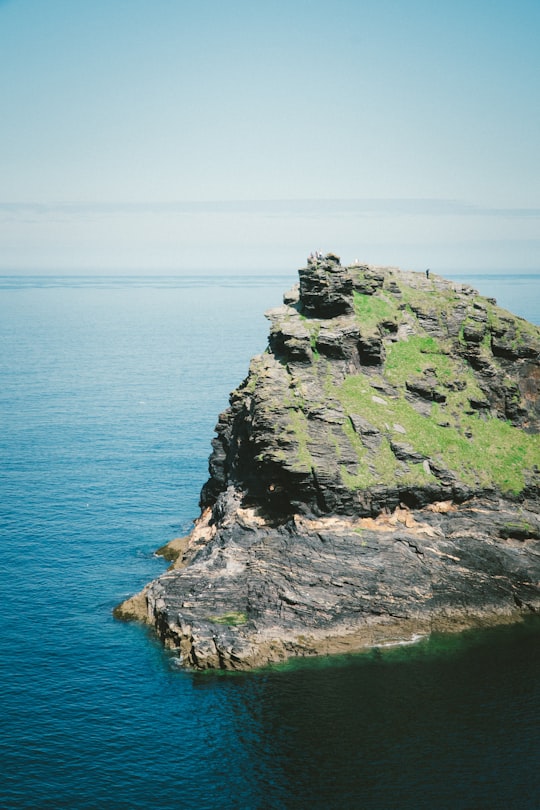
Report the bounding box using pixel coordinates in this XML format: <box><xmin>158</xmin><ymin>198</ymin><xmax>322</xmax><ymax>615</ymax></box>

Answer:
<box><xmin>1</xmin><ymin>272</ymin><xmax>539</xmax><ymax>809</ymax></box>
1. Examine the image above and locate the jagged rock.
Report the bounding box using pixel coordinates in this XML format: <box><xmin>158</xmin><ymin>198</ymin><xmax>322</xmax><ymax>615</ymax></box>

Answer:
<box><xmin>358</xmin><ymin>333</ymin><xmax>385</xmax><ymax>365</ymax></box>
<box><xmin>316</xmin><ymin>318</ymin><xmax>362</xmax><ymax>363</ymax></box>
<box><xmin>390</xmin><ymin>441</ymin><xmax>426</xmax><ymax>463</ymax></box>
<box><xmin>283</xmin><ymin>283</ymin><xmax>300</xmax><ymax>306</ymax></box>
<box><xmin>406</xmin><ymin>377</ymin><xmax>447</xmax><ymax>403</ymax></box>
<box><xmin>298</xmin><ymin>255</ymin><xmax>354</xmax><ymax>317</ymax></box>
<box><xmin>462</xmin><ymin>322</ymin><xmax>486</xmax><ymax>343</ymax></box>
<box><xmin>117</xmin><ymin>258</ymin><xmax>540</xmax><ymax>670</ymax></box>
<box><xmin>468</xmin><ymin>396</ymin><xmax>490</xmax><ymax>411</ymax></box>
<box><xmin>353</xmin><ymin>266</ymin><xmax>385</xmax><ymax>295</ymax></box>
<box><xmin>266</xmin><ymin>305</ymin><xmax>313</xmax><ymax>363</ymax></box>
<box><xmin>349</xmin><ymin>414</ymin><xmax>382</xmax><ymax>451</ymax></box>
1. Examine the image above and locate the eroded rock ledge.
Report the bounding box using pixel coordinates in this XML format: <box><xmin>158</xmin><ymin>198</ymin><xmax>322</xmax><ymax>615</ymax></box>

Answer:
<box><xmin>116</xmin><ymin>256</ymin><xmax>540</xmax><ymax>669</ymax></box>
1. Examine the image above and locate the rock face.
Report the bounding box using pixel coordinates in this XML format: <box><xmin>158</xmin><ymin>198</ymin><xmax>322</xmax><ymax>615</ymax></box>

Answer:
<box><xmin>116</xmin><ymin>255</ymin><xmax>540</xmax><ymax>670</ymax></box>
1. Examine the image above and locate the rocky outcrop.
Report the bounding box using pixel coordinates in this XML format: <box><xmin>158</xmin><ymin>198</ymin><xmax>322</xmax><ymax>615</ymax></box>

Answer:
<box><xmin>116</xmin><ymin>255</ymin><xmax>540</xmax><ymax>669</ymax></box>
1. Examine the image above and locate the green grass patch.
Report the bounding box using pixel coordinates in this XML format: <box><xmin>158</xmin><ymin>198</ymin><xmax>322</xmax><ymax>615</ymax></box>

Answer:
<box><xmin>384</xmin><ymin>336</ymin><xmax>484</xmax><ymax>403</ymax></box>
<box><xmin>385</xmin><ymin>336</ymin><xmax>447</xmax><ymax>380</ymax></box>
<box><xmin>336</xmin><ymin>374</ymin><xmax>538</xmax><ymax>494</ymax></box>
<box><xmin>353</xmin><ymin>291</ymin><xmax>398</xmax><ymax>333</ymax></box>
<box><xmin>340</xmin><ymin>420</ymin><xmax>377</xmax><ymax>488</ymax></box>
<box><xmin>286</xmin><ymin>407</ymin><xmax>313</xmax><ymax>472</ymax></box>
<box><xmin>243</xmin><ymin>374</ymin><xmax>259</xmax><ymax>394</ymax></box>
<box><xmin>500</xmin><ymin>520</ymin><xmax>540</xmax><ymax>540</ymax></box>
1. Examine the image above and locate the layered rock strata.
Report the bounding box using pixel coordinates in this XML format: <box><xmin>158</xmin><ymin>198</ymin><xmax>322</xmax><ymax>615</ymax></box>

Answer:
<box><xmin>116</xmin><ymin>256</ymin><xmax>540</xmax><ymax>670</ymax></box>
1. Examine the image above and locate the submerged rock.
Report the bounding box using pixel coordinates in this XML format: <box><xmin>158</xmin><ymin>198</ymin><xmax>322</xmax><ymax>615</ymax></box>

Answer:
<box><xmin>116</xmin><ymin>257</ymin><xmax>540</xmax><ymax>669</ymax></box>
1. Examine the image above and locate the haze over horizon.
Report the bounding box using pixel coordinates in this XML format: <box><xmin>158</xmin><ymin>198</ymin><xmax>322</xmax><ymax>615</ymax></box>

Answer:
<box><xmin>1</xmin><ymin>0</ymin><xmax>539</xmax><ymax>273</ymax></box>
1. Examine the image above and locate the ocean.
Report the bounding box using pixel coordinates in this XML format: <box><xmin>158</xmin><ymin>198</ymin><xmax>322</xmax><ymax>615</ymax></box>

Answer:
<box><xmin>1</xmin><ymin>271</ymin><xmax>539</xmax><ymax>810</ymax></box>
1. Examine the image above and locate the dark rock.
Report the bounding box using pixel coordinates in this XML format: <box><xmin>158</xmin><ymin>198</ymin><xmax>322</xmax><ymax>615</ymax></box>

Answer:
<box><xmin>406</xmin><ymin>378</ymin><xmax>447</xmax><ymax>403</ymax></box>
<box><xmin>358</xmin><ymin>333</ymin><xmax>385</xmax><ymax>365</ymax></box>
<box><xmin>352</xmin><ymin>267</ymin><xmax>385</xmax><ymax>295</ymax></box>
<box><xmin>298</xmin><ymin>255</ymin><xmax>354</xmax><ymax>318</ymax></box>
<box><xmin>266</xmin><ymin>305</ymin><xmax>313</xmax><ymax>363</ymax></box>
<box><xmin>350</xmin><ymin>414</ymin><xmax>382</xmax><ymax>450</ymax></box>
<box><xmin>444</xmin><ymin>379</ymin><xmax>467</xmax><ymax>392</ymax></box>
<box><xmin>349</xmin><ymin>414</ymin><xmax>379</xmax><ymax>435</ymax></box>
<box><xmin>468</xmin><ymin>397</ymin><xmax>490</xmax><ymax>411</ymax></box>
<box><xmin>117</xmin><ymin>260</ymin><xmax>540</xmax><ymax>670</ymax></box>
<box><xmin>462</xmin><ymin>322</ymin><xmax>486</xmax><ymax>343</ymax></box>
<box><xmin>385</xmin><ymin>280</ymin><xmax>402</xmax><ymax>296</ymax></box>
<box><xmin>390</xmin><ymin>441</ymin><xmax>426</xmax><ymax>463</ymax></box>
<box><xmin>316</xmin><ymin>319</ymin><xmax>362</xmax><ymax>363</ymax></box>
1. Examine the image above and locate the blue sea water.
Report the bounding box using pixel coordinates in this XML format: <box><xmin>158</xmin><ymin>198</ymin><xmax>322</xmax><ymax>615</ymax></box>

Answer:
<box><xmin>0</xmin><ymin>271</ymin><xmax>539</xmax><ymax>810</ymax></box>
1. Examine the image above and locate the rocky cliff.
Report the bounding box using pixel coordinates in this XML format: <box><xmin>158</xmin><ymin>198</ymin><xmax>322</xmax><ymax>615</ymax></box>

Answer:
<box><xmin>116</xmin><ymin>256</ymin><xmax>540</xmax><ymax>670</ymax></box>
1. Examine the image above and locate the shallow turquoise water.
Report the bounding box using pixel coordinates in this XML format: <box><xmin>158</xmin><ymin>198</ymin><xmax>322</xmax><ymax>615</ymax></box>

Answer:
<box><xmin>1</xmin><ymin>272</ymin><xmax>538</xmax><ymax>809</ymax></box>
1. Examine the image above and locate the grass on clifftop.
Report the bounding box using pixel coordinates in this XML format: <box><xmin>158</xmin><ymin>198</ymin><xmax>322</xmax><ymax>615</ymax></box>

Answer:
<box><xmin>353</xmin><ymin>290</ymin><xmax>399</xmax><ymax>333</ymax></box>
<box><xmin>337</xmin><ymin>372</ymin><xmax>538</xmax><ymax>495</ymax></box>
<box><xmin>273</xmin><ymin>274</ymin><xmax>539</xmax><ymax>497</ymax></box>
<box><xmin>334</xmin><ymin>324</ymin><xmax>539</xmax><ymax>495</ymax></box>
<box><xmin>398</xmin><ymin>279</ymin><xmax>463</xmax><ymax>323</ymax></box>
<box><xmin>384</xmin><ymin>336</ymin><xmax>484</xmax><ymax>401</ymax></box>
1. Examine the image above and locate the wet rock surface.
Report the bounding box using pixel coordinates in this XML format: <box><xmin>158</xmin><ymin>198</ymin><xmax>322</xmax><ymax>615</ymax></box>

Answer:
<box><xmin>116</xmin><ymin>255</ymin><xmax>540</xmax><ymax>669</ymax></box>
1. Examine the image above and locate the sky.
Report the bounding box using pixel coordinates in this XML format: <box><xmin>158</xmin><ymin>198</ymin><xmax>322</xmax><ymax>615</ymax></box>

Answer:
<box><xmin>0</xmin><ymin>0</ymin><xmax>539</xmax><ymax>273</ymax></box>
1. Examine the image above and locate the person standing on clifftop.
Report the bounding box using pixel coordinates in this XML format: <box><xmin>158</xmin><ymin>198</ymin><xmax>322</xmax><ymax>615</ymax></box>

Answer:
<box><xmin>426</xmin><ymin>268</ymin><xmax>430</xmax><ymax>279</ymax></box>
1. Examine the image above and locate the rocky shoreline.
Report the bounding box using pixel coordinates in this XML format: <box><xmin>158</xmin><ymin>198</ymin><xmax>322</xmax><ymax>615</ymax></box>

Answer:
<box><xmin>116</xmin><ymin>256</ymin><xmax>540</xmax><ymax>670</ymax></box>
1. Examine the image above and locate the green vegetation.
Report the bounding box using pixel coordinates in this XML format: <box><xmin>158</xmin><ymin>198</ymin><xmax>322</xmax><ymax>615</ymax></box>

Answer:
<box><xmin>336</xmin><ymin>370</ymin><xmax>539</xmax><ymax>495</ymax></box>
<box><xmin>384</xmin><ymin>336</ymin><xmax>485</xmax><ymax>403</ymax></box>
<box><xmin>500</xmin><ymin>520</ymin><xmax>540</xmax><ymax>540</ymax></box>
<box><xmin>340</xmin><ymin>420</ymin><xmax>375</xmax><ymax>488</ymax></box>
<box><xmin>243</xmin><ymin>357</ymin><xmax>266</xmax><ymax>394</ymax></box>
<box><xmin>385</xmin><ymin>335</ymin><xmax>448</xmax><ymax>379</ymax></box>
<box><xmin>398</xmin><ymin>283</ymin><xmax>460</xmax><ymax>325</ymax></box>
<box><xmin>353</xmin><ymin>291</ymin><xmax>398</xmax><ymax>333</ymax></box>
<box><xmin>299</xmin><ymin>314</ymin><xmax>321</xmax><ymax>355</ymax></box>
<box><xmin>274</xmin><ymin>272</ymin><xmax>539</xmax><ymax>498</ymax></box>
<box><xmin>207</xmin><ymin>611</ymin><xmax>248</xmax><ymax>626</ymax></box>
<box><xmin>286</xmin><ymin>407</ymin><xmax>313</xmax><ymax>471</ymax></box>
<box><xmin>340</xmin><ymin>417</ymin><xmax>438</xmax><ymax>490</ymax></box>
<box><xmin>244</xmin><ymin>374</ymin><xmax>259</xmax><ymax>394</ymax></box>
<box><xmin>486</xmin><ymin>302</ymin><xmax>540</xmax><ymax>352</ymax></box>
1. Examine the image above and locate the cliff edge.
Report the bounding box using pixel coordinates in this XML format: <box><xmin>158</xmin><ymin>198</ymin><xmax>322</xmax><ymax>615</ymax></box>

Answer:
<box><xmin>116</xmin><ymin>256</ymin><xmax>540</xmax><ymax>669</ymax></box>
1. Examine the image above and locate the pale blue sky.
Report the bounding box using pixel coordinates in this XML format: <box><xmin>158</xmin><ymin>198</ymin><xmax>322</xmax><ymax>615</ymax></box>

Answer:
<box><xmin>1</xmin><ymin>0</ymin><xmax>539</xmax><ymax>272</ymax></box>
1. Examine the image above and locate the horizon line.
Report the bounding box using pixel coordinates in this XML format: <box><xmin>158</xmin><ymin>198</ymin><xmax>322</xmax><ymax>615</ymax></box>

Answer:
<box><xmin>0</xmin><ymin>198</ymin><xmax>539</xmax><ymax>218</ymax></box>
